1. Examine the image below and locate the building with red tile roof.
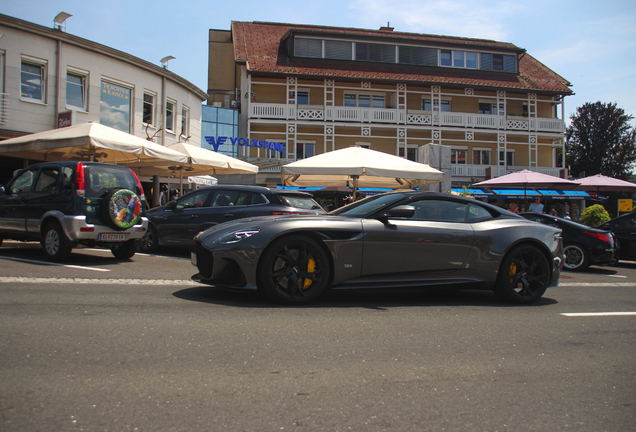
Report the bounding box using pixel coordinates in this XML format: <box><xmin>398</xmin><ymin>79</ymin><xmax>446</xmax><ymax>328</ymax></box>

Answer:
<box><xmin>208</xmin><ymin>21</ymin><xmax>573</xmax><ymax>187</ymax></box>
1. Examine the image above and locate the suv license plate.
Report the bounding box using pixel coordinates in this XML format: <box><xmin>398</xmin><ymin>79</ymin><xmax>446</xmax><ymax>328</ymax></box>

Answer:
<box><xmin>191</xmin><ymin>252</ymin><xmax>197</xmax><ymax>266</ymax></box>
<box><xmin>99</xmin><ymin>233</ymin><xmax>126</xmax><ymax>241</ymax></box>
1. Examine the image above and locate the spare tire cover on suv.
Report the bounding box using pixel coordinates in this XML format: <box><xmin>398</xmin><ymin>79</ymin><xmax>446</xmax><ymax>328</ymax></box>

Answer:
<box><xmin>101</xmin><ymin>188</ymin><xmax>142</xmax><ymax>230</ymax></box>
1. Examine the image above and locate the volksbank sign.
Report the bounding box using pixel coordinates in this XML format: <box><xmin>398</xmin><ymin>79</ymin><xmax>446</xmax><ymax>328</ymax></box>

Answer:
<box><xmin>205</xmin><ymin>136</ymin><xmax>284</xmax><ymax>154</ymax></box>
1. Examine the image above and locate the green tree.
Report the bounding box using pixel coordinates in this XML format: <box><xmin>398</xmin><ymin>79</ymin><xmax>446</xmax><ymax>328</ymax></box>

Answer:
<box><xmin>565</xmin><ymin>102</ymin><xmax>636</xmax><ymax>179</ymax></box>
<box><xmin>579</xmin><ymin>204</ymin><xmax>611</xmax><ymax>227</ymax></box>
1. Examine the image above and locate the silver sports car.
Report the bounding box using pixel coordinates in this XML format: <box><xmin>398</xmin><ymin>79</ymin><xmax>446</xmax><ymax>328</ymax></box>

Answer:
<box><xmin>191</xmin><ymin>191</ymin><xmax>563</xmax><ymax>304</ymax></box>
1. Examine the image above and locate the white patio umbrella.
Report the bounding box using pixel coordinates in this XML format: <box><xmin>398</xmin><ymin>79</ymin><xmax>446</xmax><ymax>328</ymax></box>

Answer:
<box><xmin>123</xmin><ymin>142</ymin><xmax>258</xmax><ymax>193</ymax></box>
<box><xmin>281</xmin><ymin>146</ymin><xmax>444</xmax><ymax>200</ymax></box>
<box><xmin>570</xmin><ymin>174</ymin><xmax>636</xmax><ymax>193</ymax></box>
<box><xmin>0</xmin><ymin>122</ymin><xmax>189</xmax><ymax>165</ymax></box>
<box><xmin>474</xmin><ymin>169</ymin><xmax>581</xmax><ymax>209</ymax></box>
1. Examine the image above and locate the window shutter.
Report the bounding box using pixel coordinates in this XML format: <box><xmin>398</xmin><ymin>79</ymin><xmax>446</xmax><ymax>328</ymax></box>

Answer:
<box><xmin>504</xmin><ymin>55</ymin><xmax>516</xmax><ymax>72</ymax></box>
<box><xmin>325</xmin><ymin>40</ymin><xmax>352</xmax><ymax>60</ymax></box>
<box><xmin>295</xmin><ymin>38</ymin><xmax>322</xmax><ymax>58</ymax></box>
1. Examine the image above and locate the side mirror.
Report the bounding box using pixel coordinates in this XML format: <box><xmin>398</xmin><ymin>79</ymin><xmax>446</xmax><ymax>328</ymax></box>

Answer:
<box><xmin>377</xmin><ymin>205</ymin><xmax>416</xmax><ymax>219</ymax></box>
<box><xmin>0</xmin><ymin>185</ymin><xmax>5</xmax><ymax>195</ymax></box>
<box><xmin>166</xmin><ymin>200</ymin><xmax>178</xmax><ymax>209</ymax></box>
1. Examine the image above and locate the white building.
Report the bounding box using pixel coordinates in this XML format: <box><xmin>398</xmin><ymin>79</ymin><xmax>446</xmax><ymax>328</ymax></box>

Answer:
<box><xmin>0</xmin><ymin>13</ymin><xmax>207</xmax><ymax>187</ymax></box>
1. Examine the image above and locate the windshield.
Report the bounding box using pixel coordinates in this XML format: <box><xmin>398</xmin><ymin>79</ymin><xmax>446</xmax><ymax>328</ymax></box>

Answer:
<box><xmin>329</xmin><ymin>192</ymin><xmax>405</xmax><ymax>217</ymax></box>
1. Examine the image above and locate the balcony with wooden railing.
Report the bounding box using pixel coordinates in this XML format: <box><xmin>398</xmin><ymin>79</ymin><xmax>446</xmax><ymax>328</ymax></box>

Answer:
<box><xmin>249</xmin><ymin>103</ymin><xmax>564</xmax><ymax>133</ymax></box>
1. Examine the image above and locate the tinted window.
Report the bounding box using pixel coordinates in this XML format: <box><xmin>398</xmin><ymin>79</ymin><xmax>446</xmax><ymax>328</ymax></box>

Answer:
<box><xmin>211</xmin><ymin>190</ymin><xmax>242</xmax><ymax>207</ymax></box>
<box><xmin>276</xmin><ymin>194</ymin><xmax>321</xmax><ymax>210</ymax></box>
<box><xmin>85</xmin><ymin>165</ymin><xmax>137</xmax><ymax>197</ymax></box>
<box><xmin>411</xmin><ymin>199</ymin><xmax>468</xmax><ymax>222</ymax></box>
<box><xmin>250</xmin><ymin>193</ymin><xmax>267</xmax><ymax>205</ymax></box>
<box><xmin>10</xmin><ymin>169</ymin><xmax>37</xmax><ymax>193</ymax></box>
<box><xmin>34</xmin><ymin>168</ymin><xmax>60</xmax><ymax>192</ymax></box>
<box><xmin>177</xmin><ymin>190</ymin><xmax>212</xmax><ymax>208</ymax></box>
<box><xmin>467</xmin><ymin>204</ymin><xmax>493</xmax><ymax>222</ymax></box>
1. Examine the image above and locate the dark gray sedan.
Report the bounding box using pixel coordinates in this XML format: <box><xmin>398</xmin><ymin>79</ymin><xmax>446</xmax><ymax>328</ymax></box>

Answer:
<box><xmin>141</xmin><ymin>185</ymin><xmax>325</xmax><ymax>252</ymax></box>
<box><xmin>191</xmin><ymin>191</ymin><xmax>563</xmax><ymax>304</ymax></box>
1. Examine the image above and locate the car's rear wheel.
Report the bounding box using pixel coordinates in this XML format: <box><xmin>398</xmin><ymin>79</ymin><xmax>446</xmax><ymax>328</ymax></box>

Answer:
<box><xmin>139</xmin><ymin>225</ymin><xmax>158</xmax><ymax>253</ymax></box>
<box><xmin>257</xmin><ymin>235</ymin><xmax>330</xmax><ymax>304</ymax></box>
<box><xmin>494</xmin><ymin>245</ymin><xmax>550</xmax><ymax>304</ymax></box>
<box><xmin>41</xmin><ymin>222</ymin><xmax>72</xmax><ymax>262</ymax></box>
<box><xmin>563</xmin><ymin>243</ymin><xmax>589</xmax><ymax>271</ymax></box>
<box><xmin>111</xmin><ymin>240</ymin><xmax>137</xmax><ymax>259</ymax></box>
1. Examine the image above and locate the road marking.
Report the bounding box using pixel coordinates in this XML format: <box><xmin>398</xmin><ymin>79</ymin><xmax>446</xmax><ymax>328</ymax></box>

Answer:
<box><xmin>608</xmin><ymin>275</ymin><xmax>627</xmax><ymax>278</ymax></box>
<box><xmin>561</xmin><ymin>312</ymin><xmax>636</xmax><ymax>317</ymax></box>
<box><xmin>0</xmin><ymin>277</ymin><xmax>199</xmax><ymax>285</ymax></box>
<box><xmin>0</xmin><ymin>256</ymin><xmax>110</xmax><ymax>272</ymax></box>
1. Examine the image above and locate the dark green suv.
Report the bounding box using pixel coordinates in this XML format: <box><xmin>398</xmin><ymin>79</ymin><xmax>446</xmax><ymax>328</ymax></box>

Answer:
<box><xmin>0</xmin><ymin>161</ymin><xmax>148</xmax><ymax>261</ymax></box>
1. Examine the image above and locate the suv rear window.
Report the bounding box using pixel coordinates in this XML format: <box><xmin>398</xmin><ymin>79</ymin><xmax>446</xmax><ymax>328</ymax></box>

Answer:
<box><xmin>85</xmin><ymin>165</ymin><xmax>138</xmax><ymax>198</ymax></box>
<box><xmin>276</xmin><ymin>193</ymin><xmax>322</xmax><ymax>210</ymax></box>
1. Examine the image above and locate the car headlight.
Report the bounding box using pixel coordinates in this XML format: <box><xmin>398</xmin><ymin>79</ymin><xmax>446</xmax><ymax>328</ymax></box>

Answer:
<box><xmin>214</xmin><ymin>229</ymin><xmax>260</xmax><ymax>244</ymax></box>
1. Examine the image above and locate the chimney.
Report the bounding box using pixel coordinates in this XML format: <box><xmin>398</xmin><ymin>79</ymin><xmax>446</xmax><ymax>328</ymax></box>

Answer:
<box><xmin>379</xmin><ymin>22</ymin><xmax>394</xmax><ymax>32</ymax></box>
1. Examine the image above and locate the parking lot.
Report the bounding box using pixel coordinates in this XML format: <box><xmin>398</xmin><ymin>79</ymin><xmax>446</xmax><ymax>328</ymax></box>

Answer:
<box><xmin>1</xmin><ymin>241</ymin><xmax>635</xmax><ymax>431</ymax></box>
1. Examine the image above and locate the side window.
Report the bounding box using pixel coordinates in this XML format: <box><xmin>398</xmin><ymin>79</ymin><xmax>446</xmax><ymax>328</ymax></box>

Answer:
<box><xmin>177</xmin><ymin>190</ymin><xmax>212</xmax><ymax>208</ymax></box>
<box><xmin>410</xmin><ymin>199</ymin><xmax>468</xmax><ymax>222</ymax></box>
<box><xmin>615</xmin><ymin>216</ymin><xmax>636</xmax><ymax>230</ymax></box>
<box><xmin>10</xmin><ymin>169</ymin><xmax>37</xmax><ymax>194</ymax></box>
<box><xmin>235</xmin><ymin>192</ymin><xmax>249</xmax><ymax>206</ymax></box>
<box><xmin>467</xmin><ymin>204</ymin><xmax>493</xmax><ymax>222</ymax></box>
<box><xmin>211</xmin><ymin>190</ymin><xmax>242</xmax><ymax>207</ymax></box>
<box><xmin>250</xmin><ymin>193</ymin><xmax>267</xmax><ymax>205</ymax></box>
<box><xmin>62</xmin><ymin>167</ymin><xmax>74</xmax><ymax>190</ymax></box>
<box><xmin>34</xmin><ymin>168</ymin><xmax>61</xmax><ymax>192</ymax></box>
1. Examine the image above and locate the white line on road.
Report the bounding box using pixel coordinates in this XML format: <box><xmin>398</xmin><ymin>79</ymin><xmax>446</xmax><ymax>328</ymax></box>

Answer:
<box><xmin>608</xmin><ymin>275</ymin><xmax>627</xmax><ymax>278</ymax></box>
<box><xmin>561</xmin><ymin>312</ymin><xmax>636</xmax><ymax>317</ymax></box>
<box><xmin>0</xmin><ymin>277</ymin><xmax>198</xmax><ymax>285</ymax></box>
<box><xmin>559</xmin><ymin>282</ymin><xmax>636</xmax><ymax>287</ymax></box>
<box><xmin>0</xmin><ymin>256</ymin><xmax>110</xmax><ymax>272</ymax></box>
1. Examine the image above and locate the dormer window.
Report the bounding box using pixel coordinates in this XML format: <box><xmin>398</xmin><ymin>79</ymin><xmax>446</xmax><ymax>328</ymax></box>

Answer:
<box><xmin>292</xmin><ymin>36</ymin><xmax>518</xmax><ymax>73</ymax></box>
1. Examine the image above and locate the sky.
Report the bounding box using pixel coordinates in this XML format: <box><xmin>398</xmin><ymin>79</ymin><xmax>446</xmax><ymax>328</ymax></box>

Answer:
<box><xmin>3</xmin><ymin>0</ymin><xmax>636</xmax><ymax>126</ymax></box>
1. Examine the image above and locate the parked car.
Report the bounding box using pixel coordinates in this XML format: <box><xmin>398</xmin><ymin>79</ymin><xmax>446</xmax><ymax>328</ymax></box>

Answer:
<box><xmin>191</xmin><ymin>191</ymin><xmax>563</xmax><ymax>305</ymax></box>
<box><xmin>597</xmin><ymin>212</ymin><xmax>636</xmax><ymax>262</ymax></box>
<box><xmin>0</xmin><ymin>161</ymin><xmax>148</xmax><ymax>261</ymax></box>
<box><xmin>520</xmin><ymin>212</ymin><xmax>616</xmax><ymax>271</ymax></box>
<box><xmin>140</xmin><ymin>185</ymin><xmax>326</xmax><ymax>252</ymax></box>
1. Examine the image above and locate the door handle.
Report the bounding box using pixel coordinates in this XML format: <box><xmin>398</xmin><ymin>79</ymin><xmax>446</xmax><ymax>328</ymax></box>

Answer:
<box><xmin>453</xmin><ymin>232</ymin><xmax>467</xmax><ymax>237</ymax></box>
<box><xmin>224</xmin><ymin>214</ymin><xmax>234</xmax><ymax>218</ymax></box>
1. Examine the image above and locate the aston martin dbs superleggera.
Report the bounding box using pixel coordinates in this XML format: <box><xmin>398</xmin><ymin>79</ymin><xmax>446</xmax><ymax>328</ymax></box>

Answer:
<box><xmin>191</xmin><ymin>191</ymin><xmax>563</xmax><ymax>304</ymax></box>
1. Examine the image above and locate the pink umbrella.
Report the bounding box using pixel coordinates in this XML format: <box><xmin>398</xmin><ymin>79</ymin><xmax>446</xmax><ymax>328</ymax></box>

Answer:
<box><xmin>474</xmin><ymin>169</ymin><xmax>581</xmax><ymax>208</ymax></box>
<box><xmin>570</xmin><ymin>174</ymin><xmax>636</xmax><ymax>193</ymax></box>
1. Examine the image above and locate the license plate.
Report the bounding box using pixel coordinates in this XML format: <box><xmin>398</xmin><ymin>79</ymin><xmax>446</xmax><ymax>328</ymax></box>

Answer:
<box><xmin>99</xmin><ymin>233</ymin><xmax>126</xmax><ymax>241</ymax></box>
<box><xmin>191</xmin><ymin>252</ymin><xmax>197</xmax><ymax>266</ymax></box>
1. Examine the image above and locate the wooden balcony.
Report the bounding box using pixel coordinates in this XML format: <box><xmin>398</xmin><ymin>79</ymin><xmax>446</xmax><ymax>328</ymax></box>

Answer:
<box><xmin>248</xmin><ymin>103</ymin><xmax>564</xmax><ymax>133</ymax></box>
<box><xmin>451</xmin><ymin>165</ymin><xmax>562</xmax><ymax>178</ymax></box>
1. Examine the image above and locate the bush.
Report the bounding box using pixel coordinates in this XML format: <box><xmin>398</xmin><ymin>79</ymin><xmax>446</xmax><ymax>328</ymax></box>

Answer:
<box><xmin>579</xmin><ymin>204</ymin><xmax>611</xmax><ymax>227</ymax></box>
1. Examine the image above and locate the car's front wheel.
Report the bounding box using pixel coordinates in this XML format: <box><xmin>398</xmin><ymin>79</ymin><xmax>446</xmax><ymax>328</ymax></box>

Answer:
<box><xmin>494</xmin><ymin>245</ymin><xmax>550</xmax><ymax>304</ymax></box>
<box><xmin>257</xmin><ymin>235</ymin><xmax>330</xmax><ymax>304</ymax></box>
<box><xmin>41</xmin><ymin>223</ymin><xmax>72</xmax><ymax>262</ymax></box>
<box><xmin>563</xmin><ymin>243</ymin><xmax>589</xmax><ymax>271</ymax></box>
<box><xmin>111</xmin><ymin>240</ymin><xmax>137</xmax><ymax>259</ymax></box>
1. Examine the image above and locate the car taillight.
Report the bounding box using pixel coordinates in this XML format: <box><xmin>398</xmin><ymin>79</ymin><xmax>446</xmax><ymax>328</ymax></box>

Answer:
<box><xmin>584</xmin><ymin>231</ymin><xmax>612</xmax><ymax>243</ymax></box>
<box><xmin>128</xmin><ymin>168</ymin><xmax>146</xmax><ymax>203</ymax></box>
<box><xmin>270</xmin><ymin>211</ymin><xmax>316</xmax><ymax>216</ymax></box>
<box><xmin>76</xmin><ymin>162</ymin><xmax>85</xmax><ymax>198</ymax></box>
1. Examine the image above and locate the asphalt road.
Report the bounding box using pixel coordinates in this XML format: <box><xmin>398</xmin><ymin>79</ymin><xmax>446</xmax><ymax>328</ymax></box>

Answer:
<box><xmin>1</xmin><ymin>241</ymin><xmax>635</xmax><ymax>431</ymax></box>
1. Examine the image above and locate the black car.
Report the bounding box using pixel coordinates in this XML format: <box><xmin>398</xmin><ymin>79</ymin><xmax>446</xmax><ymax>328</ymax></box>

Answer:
<box><xmin>597</xmin><ymin>212</ymin><xmax>636</xmax><ymax>262</ymax></box>
<box><xmin>192</xmin><ymin>192</ymin><xmax>563</xmax><ymax>305</ymax></box>
<box><xmin>140</xmin><ymin>185</ymin><xmax>326</xmax><ymax>252</ymax></box>
<box><xmin>0</xmin><ymin>161</ymin><xmax>148</xmax><ymax>261</ymax></box>
<box><xmin>520</xmin><ymin>212</ymin><xmax>616</xmax><ymax>271</ymax></box>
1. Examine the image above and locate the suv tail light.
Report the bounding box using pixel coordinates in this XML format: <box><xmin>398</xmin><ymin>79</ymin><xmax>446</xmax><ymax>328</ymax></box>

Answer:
<box><xmin>128</xmin><ymin>169</ymin><xmax>146</xmax><ymax>203</ymax></box>
<box><xmin>584</xmin><ymin>231</ymin><xmax>612</xmax><ymax>243</ymax></box>
<box><xmin>76</xmin><ymin>162</ymin><xmax>85</xmax><ymax>198</ymax></box>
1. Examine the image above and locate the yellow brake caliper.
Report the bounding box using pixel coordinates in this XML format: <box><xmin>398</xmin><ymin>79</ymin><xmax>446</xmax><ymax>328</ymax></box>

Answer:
<box><xmin>509</xmin><ymin>262</ymin><xmax>518</xmax><ymax>285</ymax></box>
<box><xmin>303</xmin><ymin>257</ymin><xmax>316</xmax><ymax>290</ymax></box>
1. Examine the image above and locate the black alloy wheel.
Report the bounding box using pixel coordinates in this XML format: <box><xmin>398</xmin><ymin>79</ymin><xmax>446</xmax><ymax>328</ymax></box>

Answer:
<box><xmin>494</xmin><ymin>245</ymin><xmax>550</xmax><ymax>304</ymax></box>
<box><xmin>563</xmin><ymin>244</ymin><xmax>589</xmax><ymax>271</ymax></box>
<box><xmin>257</xmin><ymin>235</ymin><xmax>330</xmax><ymax>304</ymax></box>
<box><xmin>139</xmin><ymin>225</ymin><xmax>158</xmax><ymax>253</ymax></box>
